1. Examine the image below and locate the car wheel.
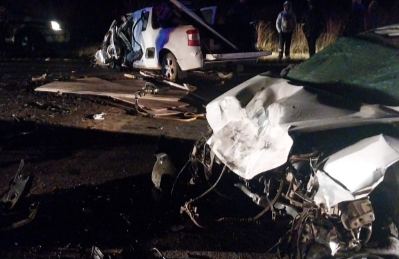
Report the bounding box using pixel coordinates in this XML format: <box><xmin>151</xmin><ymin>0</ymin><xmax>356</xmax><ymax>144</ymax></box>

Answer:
<box><xmin>15</xmin><ymin>31</ymin><xmax>45</xmax><ymax>56</ymax></box>
<box><xmin>161</xmin><ymin>52</ymin><xmax>179</xmax><ymax>82</ymax></box>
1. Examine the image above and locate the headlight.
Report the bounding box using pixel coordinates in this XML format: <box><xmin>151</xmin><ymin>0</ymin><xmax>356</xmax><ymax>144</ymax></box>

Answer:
<box><xmin>50</xmin><ymin>21</ymin><xmax>62</xmax><ymax>31</ymax></box>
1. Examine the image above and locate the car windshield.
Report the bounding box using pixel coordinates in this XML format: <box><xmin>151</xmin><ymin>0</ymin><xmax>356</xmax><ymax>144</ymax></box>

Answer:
<box><xmin>285</xmin><ymin>25</ymin><xmax>399</xmax><ymax>106</ymax></box>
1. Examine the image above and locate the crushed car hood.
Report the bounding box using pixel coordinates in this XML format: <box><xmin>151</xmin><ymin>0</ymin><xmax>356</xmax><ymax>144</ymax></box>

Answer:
<box><xmin>206</xmin><ymin>26</ymin><xmax>399</xmax><ymax>180</ymax></box>
<box><xmin>206</xmin><ymin>75</ymin><xmax>399</xmax><ymax>180</ymax></box>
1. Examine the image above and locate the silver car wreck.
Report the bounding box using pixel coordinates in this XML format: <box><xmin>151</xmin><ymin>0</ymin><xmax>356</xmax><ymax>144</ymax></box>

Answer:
<box><xmin>161</xmin><ymin>25</ymin><xmax>399</xmax><ymax>259</ymax></box>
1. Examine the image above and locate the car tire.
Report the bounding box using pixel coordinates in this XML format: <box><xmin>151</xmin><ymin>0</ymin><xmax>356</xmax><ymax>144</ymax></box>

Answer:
<box><xmin>15</xmin><ymin>30</ymin><xmax>45</xmax><ymax>56</ymax></box>
<box><xmin>161</xmin><ymin>52</ymin><xmax>179</xmax><ymax>82</ymax></box>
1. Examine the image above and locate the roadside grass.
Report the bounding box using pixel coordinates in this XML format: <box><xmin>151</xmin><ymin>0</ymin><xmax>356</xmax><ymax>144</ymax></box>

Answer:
<box><xmin>256</xmin><ymin>6</ymin><xmax>399</xmax><ymax>59</ymax></box>
<box><xmin>256</xmin><ymin>18</ymin><xmax>342</xmax><ymax>58</ymax></box>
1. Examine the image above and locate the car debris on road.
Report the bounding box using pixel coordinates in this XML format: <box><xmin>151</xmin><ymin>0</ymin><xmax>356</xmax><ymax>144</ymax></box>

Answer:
<box><xmin>1</xmin><ymin>160</ymin><xmax>38</xmax><ymax>231</ymax></box>
<box><xmin>152</xmin><ymin>153</ymin><xmax>176</xmax><ymax>190</ymax></box>
<box><xmin>93</xmin><ymin>112</ymin><xmax>107</xmax><ymax>120</ymax></box>
<box><xmin>35</xmin><ymin>76</ymin><xmax>204</xmax><ymax>120</ymax></box>
<box><xmin>158</xmin><ymin>24</ymin><xmax>399</xmax><ymax>259</ymax></box>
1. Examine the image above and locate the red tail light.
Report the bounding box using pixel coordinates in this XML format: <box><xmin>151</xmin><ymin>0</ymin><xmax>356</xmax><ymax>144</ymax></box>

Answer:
<box><xmin>186</xmin><ymin>29</ymin><xmax>200</xmax><ymax>46</ymax></box>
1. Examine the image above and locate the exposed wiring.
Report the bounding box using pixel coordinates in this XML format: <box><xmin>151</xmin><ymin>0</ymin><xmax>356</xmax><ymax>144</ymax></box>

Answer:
<box><xmin>252</xmin><ymin>177</ymin><xmax>284</xmax><ymax>220</ymax></box>
<box><xmin>181</xmin><ymin>165</ymin><xmax>227</xmax><ymax>228</ymax></box>
<box><xmin>191</xmin><ymin>165</ymin><xmax>226</xmax><ymax>203</ymax></box>
<box><xmin>171</xmin><ymin>159</ymin><xmax>191</xmax><ymax>195</ymax></box>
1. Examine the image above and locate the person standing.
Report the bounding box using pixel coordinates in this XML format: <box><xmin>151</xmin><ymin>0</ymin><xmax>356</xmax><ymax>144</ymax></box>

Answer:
<box><xmin>276</xmin><ymin>1</ymin><xmax>296</xmax><ymax>61</ymax></box>
<box><xmin>301</xmin><ymin>0</ymin><xmax>324</xmax><ymax>57</ymax></box>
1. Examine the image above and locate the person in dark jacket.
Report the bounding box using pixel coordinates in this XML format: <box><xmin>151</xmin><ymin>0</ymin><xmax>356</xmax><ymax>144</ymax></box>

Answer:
<box><xmin>301</xmin><ymin>0</ymin><xmax>324</xmax><ymax>57</ymax></box>
<box><xmin>344</xmin><ymin>0</ymin><xmax>366</xmax><ymax>36</ymax></box>
<box><xmin>276</xmin><ymin>1</ymin><xmax>297</xmax><ymax>61</ymax></box>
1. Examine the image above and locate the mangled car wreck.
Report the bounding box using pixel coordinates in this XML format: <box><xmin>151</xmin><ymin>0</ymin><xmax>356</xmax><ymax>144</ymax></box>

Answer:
<box><xmin>154</xmin><ymin>25</ymin><xmax>399</xmax><ymax>258</ymax></box>
<box><xmin>94</xmin><ymin>0</ymin><xmax>270</xmax><ymax>81</ymax></box>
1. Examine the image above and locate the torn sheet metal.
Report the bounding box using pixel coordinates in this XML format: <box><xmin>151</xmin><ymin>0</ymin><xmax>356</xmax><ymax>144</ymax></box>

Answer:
<box><xmin>314</xmin><ymin>134</ymin><xmax>399</xmax><ymax>208</ymax></box>
<box><xmin>93</xmin><ymin>112</ymin><xmax>106</xmax><ymax>120</ymax></box>
<box><xmin>313</xmin><ymin>170</ymin><xmax>355</xmax><ymax>208</ymax></box>
<box><xmin>91</xmin><ymin>246</ymin><xmax>106</xmax><ymax>259</ymax></box>
<box><xmin>152</xmin><ymin>153</ymin><xmax>176</xmax><ymax>189</ymax></box>
<box><xmin>206</xmin><ymin>76</ymin><xmax>301</xmax><ymax>179</ymax></box>
<box><xmin>326</xmin><ymin>134</ymin><xmax>399</xmax><ymax>195</ymax></box>
<box><xmin>2</xmin><ymin>160</ymin><xmax>29</xmax><ymax>210</ymax></box>
<box><xmin>373</xmin><ymin>24</ymin><xmax>399</xmax><ymax>37</ymax></box>
<box><xmin>205</xmin><ymin>74</ymin><xmax>399</xmax><ymax>180</ymax></box>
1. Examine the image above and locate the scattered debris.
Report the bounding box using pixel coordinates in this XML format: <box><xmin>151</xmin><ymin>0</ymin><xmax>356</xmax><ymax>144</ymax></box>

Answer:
<box><xmin>91</xmin><ymin>246</ymin><xmax>111</xmax><ymax>259</ymax></box>
<box><xmin>34</xmin><ymin>101</ymin><xmax>71</xmax><ymax>114</ymax></box>
<box><xmin>216</xmin><ymin>71</ymin><xmax>233</xmax><ymax>80</ymax></box>
<box><xmin>151</xmin><ymin>248</ymin><xmax>168</xmax><ymax>259</ymax></box>
<box><xmin>12</xmin><ymin>114</ymin><xmax>20</xmax><ymax>122</ymax></box>
<box><xmin>32</xmin><ymin>73</ymin><xmax>47</xmax><ymax>82</ymax></box>
<box><xmin>124</xmin><ymin>73</ymin><xmax>136</xmax><ymax>79</ymax></box>
<box><xmin>1</xmin><ymin>160</ymin><xmax>38</xmax><ymax>231</ymax></box>
<box><xmin>140</xmin><ymin>71</ymin><xmax>196</xmax><ymax>92</ymax></box>
<box><xmin>152</xmin><ymin>153</ymin><xmax>176</xmax><ymax>189</ymax></box>
<box><xmin>2</xmin><ymin>160</ymin><xmax>30</xmax><ymax>209</ymax></box>
<box><xmin>146</xmin><ymin>126</ymin><xmax>163</xmax><ymax>130</ymax></box>
<box><xmin>93</xmin><ymin>112</ymin><xmax>106</xmax><ymax>120</ymax></box>
<box><xmin>139</xmin><ymin>82</ymin><xmax>170</xmax><ymax>95</ymax></box>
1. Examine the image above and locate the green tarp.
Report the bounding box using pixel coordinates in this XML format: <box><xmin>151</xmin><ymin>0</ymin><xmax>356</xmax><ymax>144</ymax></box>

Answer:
<box><xmin>286</xmin><ymin>30</ymin><xmax>399</xmax><ymax>106</ymax></box>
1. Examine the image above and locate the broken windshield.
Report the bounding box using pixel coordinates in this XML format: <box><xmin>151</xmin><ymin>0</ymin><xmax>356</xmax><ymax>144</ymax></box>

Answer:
<box><xmin>285</xmin><ymin>25</ymin><xmax>399</xmax><ymax>106</ymax></box>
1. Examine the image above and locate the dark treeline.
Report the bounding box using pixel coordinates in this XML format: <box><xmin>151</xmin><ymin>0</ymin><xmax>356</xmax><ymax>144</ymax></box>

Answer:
<box><xmin>5</xmin><ymin>0</ymin><xmax>398</xmax><ymax>45</ymax></box>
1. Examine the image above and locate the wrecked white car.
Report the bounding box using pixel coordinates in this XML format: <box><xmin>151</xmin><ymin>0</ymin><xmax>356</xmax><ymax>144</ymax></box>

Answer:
<box><xmin>159</xmin><ymin>25</ymin><xmax>399</xmax><ymax>258</ymax></box>
<box><xmin>94</xmin><ymin>0</ymin><xmax>270</xmax><ymax>81</ymax></box>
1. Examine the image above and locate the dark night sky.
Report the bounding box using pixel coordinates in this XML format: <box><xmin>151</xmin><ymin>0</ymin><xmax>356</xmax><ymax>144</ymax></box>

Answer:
<box><xmin>10</xmin><ymin>0</ymin><xmax>398</xmax><ymax>45</ymax></box>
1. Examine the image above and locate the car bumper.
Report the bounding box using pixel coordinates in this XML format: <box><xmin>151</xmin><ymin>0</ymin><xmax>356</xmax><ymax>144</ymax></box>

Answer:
<box><xmin>177</xmin><ymin>50</ymin><xmax>203</xmax><ymax>71</ymax></box>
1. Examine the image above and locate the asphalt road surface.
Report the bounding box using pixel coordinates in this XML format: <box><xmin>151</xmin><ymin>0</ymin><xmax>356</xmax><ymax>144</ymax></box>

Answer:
<box><xmin>0</xmin><ymin>58</ymin><xmax>287</xmax><ymax>259</ymax></box>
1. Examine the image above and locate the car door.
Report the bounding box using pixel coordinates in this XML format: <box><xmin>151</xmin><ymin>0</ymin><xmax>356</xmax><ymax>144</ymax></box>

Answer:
<box><xmin>131</xmin><ymin>8</ymin><xmax>160</xmax><ymax>69</ymax></box>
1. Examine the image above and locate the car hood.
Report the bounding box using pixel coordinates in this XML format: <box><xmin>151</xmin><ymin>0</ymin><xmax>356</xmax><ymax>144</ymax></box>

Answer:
<box><xmin>206</xmin><ymin>24</ymin><xmax>399</xmax><ymax>180</ymax></box>
<box><xmin>206</xmin><ymin>74</ymin><xmax>399</xmax><ymax>180</ymax></box>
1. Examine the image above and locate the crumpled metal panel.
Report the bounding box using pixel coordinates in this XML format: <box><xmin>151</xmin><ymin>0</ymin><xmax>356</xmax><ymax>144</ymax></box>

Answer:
<box><xmin>314</xmin><ymin>134</ymin><xmax>399</xmax><ymax>208</ymax></box>
<box><xmin>206</xmin><ymin>75</ymin><xmax>399</xmax><ymax>180</ymax></box>
<box><xmin>152</xmin><ymin>153</ymin><xmax>176</xmax><ymax>189</ymax></box>
<box><xmin>206</xmin><ymin>76</ymin><xmax>298</xmax><ymax>179</ymax></box>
